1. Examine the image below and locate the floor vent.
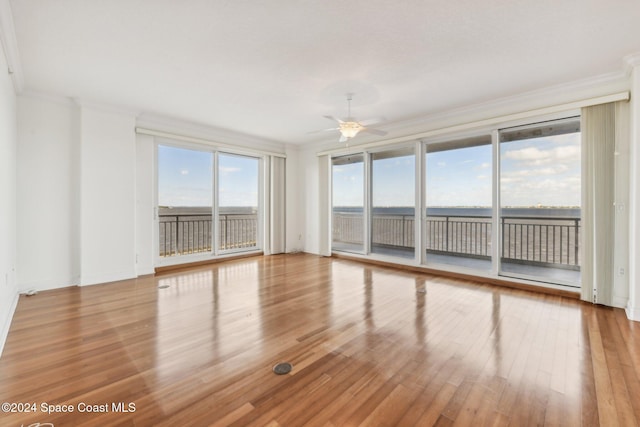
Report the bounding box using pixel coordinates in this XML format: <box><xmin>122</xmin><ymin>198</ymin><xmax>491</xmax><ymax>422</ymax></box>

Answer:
<box><xmin>272</xmin><ymin>362</ymin><xmax>292</xmax><ymax>375</ymax></box>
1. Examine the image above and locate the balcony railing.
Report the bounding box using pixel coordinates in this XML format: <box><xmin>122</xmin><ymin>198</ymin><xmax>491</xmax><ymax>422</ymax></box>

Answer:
<box><xmin>332</xmin><ymin>213</ymin><xmax>581</xmax><ymax>270</ymax></box>
<box><xmin>159</xmin><ymin>213</ymin><xmax>257</xmax><ymax>257</ymax></box>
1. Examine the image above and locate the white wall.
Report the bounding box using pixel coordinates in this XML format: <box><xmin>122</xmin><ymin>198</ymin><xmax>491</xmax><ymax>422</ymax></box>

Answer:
<box><xmin>0</xmin><ymin>41</ymin><xmax>18</xmax><ymax>355</ymax></box>
<box><xmin>79</xmin><ymin>106</ymin><xmax>137</xmax><ymax>285</ymax></box>
<box><xmin>17</xmin><ymin>95</ymin><xmax>79</xmax><ymax>290</ymax></box>
<box><xmin>16</xmin><ymin>98</ymin><xmax>138</xmax><ymax>288</ymax></box>
<box><xmin>284</xmin><ymin>146</ymin><xmax>303</xmax><ymax>252</ymax></box>
<box><xmin>299</xmin><ymin>147</ymin><xmax>331</xmax><ymax>256</ymax></box>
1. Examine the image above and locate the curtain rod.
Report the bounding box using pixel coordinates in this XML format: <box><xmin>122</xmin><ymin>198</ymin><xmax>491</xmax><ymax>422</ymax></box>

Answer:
<box><xmin>317</xmin><ymin>91</ymin><xmax>630</xmax><ymax>157</ymax></box>
<box><xmin>136</xmin><ymin>127</ymin><xmax>287</xmax><ymax>158</ymax></box>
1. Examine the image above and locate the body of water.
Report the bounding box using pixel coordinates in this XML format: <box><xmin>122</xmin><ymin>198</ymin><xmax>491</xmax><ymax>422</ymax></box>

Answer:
<box><xmin>333</xmin><ymin>206</ymin><xmax>581</xmax><ymax>218</ymax></box>
<box><xmin>159</xmin><ymin>206</ymin><xmax>257</xmax><ymax>216</ymax></box>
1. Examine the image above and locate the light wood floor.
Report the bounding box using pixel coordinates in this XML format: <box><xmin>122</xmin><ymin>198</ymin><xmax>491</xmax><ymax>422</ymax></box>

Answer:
<box><xmin>1</xmin><ymin>253</ymin><xmax>639</xmax><ymax>426</ymax></box>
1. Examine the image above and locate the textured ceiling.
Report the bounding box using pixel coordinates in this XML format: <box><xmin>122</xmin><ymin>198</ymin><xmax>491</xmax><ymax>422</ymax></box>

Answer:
<box><xmin>9</xmin><ymin>0</ymin><xmax>640</xmax><ymax>145</ymax></box>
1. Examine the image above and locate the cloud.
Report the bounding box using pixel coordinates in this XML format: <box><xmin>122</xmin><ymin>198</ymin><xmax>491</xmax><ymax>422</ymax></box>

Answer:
<box><xmin>501</xmin><ymin>164</ymin><xmax>569</xmax><ymax>179</ymax></box>
<box><xmin>503</xmin><ymin>145</ymin><xmax>580</xmax><ymax>167</ymax></box>
<box><xmin>219</xmin><ymin>166</ymin><xmax>241</xmax><ymax>175</ymax></box>
<box><xmin>501</xmin><ymin>176</ymin><xmax>581</xmax><ymax>206</ymax></box>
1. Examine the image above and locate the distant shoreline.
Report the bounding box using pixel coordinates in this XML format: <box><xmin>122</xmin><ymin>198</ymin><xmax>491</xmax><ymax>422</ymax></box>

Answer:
<box><xmin>333</xmin><ymin>206</ymin><xmax>581</xmax><ymax>218</ymax></box>
<box><xmin>159</xmin><ymin>206</ymin><xmax>581</xmax><ymax>218</ymax></box>
<box><xmin>159</xmin><ymin>206</ymin><xmax>257</xmax><ymax>215</ymax></box>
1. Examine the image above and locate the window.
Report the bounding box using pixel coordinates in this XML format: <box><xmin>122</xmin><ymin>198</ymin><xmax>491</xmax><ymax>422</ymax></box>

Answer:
<box><xmin>157</xmin><ymin>144</ymin><xmax>262</xmax><ymax>260</ymax></box>
<box><xmin>218</xmin><ymin>153</ymin><xmax>259</xmax><ymax>252</ymax></box>
<box><xmin>371</xmin><ymin>147</ymin><xmax>415</xmax><ymax>258</ymax></box>
<box><xmin>425</xmin><ymin>135</ymin><xmax>492</xmax><ymax>271</ymax></box>
<box><xmin>332</xmin><ymin>154</ymin><xmax>365</xmax><ymax>253</ymax></box>
<box><xmin>329</xmin><ymin>114</ymin><xmax>581</xmax><ymax>289</ymax></box>
<box><xmin>499</xmin><ymin>118</ymin><xmax>581</xmax><ymax>286</ymax></box>
<box><xmin>158</xmin><ymin>145</ymin><xmax>213</xmax><ymax>257</ymax></box>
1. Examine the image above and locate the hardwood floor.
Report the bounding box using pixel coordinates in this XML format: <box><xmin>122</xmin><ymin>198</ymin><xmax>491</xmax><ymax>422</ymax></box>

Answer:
<box><xmin>0</xmin><ymin>253</ymin><xmax>638</xmax><ymax>426</ymax></box>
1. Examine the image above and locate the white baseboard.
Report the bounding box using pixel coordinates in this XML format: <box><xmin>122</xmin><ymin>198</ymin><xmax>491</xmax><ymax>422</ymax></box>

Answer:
<box><xmin>612</xmin><ymin>296</ymin><xmax>629</xmax><ymax>309</ymax></box>
<box><xmin>626</xmin><ymin>303</ymin><xmax>640</xmax><ymax>322</ymax></box>
<box><xmin>80</xmin><ymin>270</ymin><xmax>137</xmax><ymax>287</ymax></box>
<box><xmin>18</xmin><ymin>277</ymin><xmax>78</xmax><ymax>293</ymax></box>
<box><xmin>0</xmin><ymin>290</ymin><xmax>19</xmax><ymax>358</ymax></box>
<box><xmin>136</xmin><ymin>266</ymin><xmax>155</xmax><ymax>276</ymax></box>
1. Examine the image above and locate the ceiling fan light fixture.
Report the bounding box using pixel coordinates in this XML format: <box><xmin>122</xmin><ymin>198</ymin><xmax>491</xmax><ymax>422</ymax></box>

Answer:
<box><xmin>339</xmin><ymin>121</ymin><xmax>363</xmax><ymax>139</ymax></box>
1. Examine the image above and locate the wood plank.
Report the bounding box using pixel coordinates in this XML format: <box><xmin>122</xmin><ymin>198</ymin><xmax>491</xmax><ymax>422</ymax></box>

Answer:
<box><xmin>0</xmin><ymin>253</ymin><xmax>637</xmax><ymax>426</ymax></box>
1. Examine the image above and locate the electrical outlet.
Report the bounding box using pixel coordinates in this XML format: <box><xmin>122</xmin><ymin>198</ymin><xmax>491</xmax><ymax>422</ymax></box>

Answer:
<box><xmin>618</xmin><ymin>267</ymin><xmax>625</xmax><ymax>276</ymax></box>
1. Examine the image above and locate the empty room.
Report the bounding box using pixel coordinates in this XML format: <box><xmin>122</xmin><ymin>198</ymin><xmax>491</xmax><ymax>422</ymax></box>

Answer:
<box><xmin>1</xmin><ymin>1</ymin><xmax>640</xmax><ymax>426</ymax></box>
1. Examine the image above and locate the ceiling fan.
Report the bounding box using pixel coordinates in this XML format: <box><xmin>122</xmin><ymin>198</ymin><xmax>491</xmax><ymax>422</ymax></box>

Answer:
<box><xmin>312</xmin><ymin>94</ymin><xmax>387</xmax><ymax>143</ymax></box>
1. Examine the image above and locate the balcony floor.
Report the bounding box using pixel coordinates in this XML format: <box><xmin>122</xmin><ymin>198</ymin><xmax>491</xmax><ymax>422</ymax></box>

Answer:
<box><xmin>335</xmin><ymin>244</ymin><xmax>581</xmax><ymax>288</ymax></box>
<box><xmin>427</xmin><ymin>253</ymin><xmax>581</xmax><ymax>288</ymax></box>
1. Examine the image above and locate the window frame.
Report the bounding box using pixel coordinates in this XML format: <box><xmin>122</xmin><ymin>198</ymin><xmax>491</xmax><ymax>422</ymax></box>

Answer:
<box><xmin>329</xmin><ymin>110</ymin><xmax>582</xmax><ymax>290</ymax></box>
<box><xmin>154</xmin><ymin>139</ymin><xmax>264</xmax><ymax>267</ymax></box>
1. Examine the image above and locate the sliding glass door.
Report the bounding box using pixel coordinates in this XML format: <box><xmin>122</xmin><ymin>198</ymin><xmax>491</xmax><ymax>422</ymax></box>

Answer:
<box><xmin>328</xmin><ymin>114</ymin><xmax>581</xmax><ymax>289</ymax></box>
<box><xmin>157</xmin><ymin>145</ymin><xmax>213</xmax><ymax>258</ymax></box>
<box><xmin>425</xmin><ymin>136</ymin><xmax>492</xmax><ymax>271</ymax></box>
<box><xmin>498</xmin><ymin>118</ymin><xmax>581</xmax><ymax>285</ymax></box>
<box><xmin>218</xmin><ymin>153</ymin><xmax>260</xmax><ymax>252</ymax></box>
<box><xmin>371</xmin><ymin>147</ymin><xmax>415</xmax><ymax>259</ymax></box>
<box><xmin>332</xmin><ymin>154</ymin><xmax>365</xmax><ymax>253</ymax></box>
<box><xmin>157</xmin><ymin>144</ymin><xmax>262</xmax><ymax>262</ymax></box>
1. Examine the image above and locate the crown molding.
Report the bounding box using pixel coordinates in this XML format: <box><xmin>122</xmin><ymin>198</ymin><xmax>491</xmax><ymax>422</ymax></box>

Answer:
<box><xmin>383</xmin><ymin>68</ymin><xmax>629</xmax><ymax>137</ymax></box>
<box><xmin>624</xmin><ymin>52</ymin><xmax>640</xmax><ymax>72</ymax></box>
<box><xmin>20</xmin><ymin>89</ymin><xmax>78</xmax><ymax>108</ymax></box>
<box><xmin>73</xmin><ymin>97</ymin><xmax>141</xmax><ymax>117</ymax></box>
<box><xmin>21</xmin><ymin>90</ymin><xmax>143</xmax><ymax>117</ymax></box>
<box><xmin>137</xmin><ymin>112</ymin><xmax>286</xmax><ymax>154</ymax></box>
<box><xmin>304</xmin><ymin>63</ymin><xmax>632</xmax><ymax>150</ymax></box>
<box><xmin>0</xmin><ymin>0</ymin><xmax>22</xmax><ymax>92</ymax></box>
<box><xmin>318</xmin><ymin>90</ymin><xmax>628</xmax><ymax>157</ymax></box>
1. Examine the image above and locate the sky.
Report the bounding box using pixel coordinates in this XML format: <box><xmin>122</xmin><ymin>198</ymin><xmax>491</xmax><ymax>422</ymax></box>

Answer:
<box><xmin>158</xmin><ymin>145</ymin><xmax>258</xmax><ymax>207</ymax></box>
<box><xmin>158</xmin><ymin>131</ymin><xmax>581</xmax><ymax>209</ymax></box>
<box><xmin>499</xmin><ymin>132</ymin><xmax>581</xmax><ymax>207</ymax></box>
<box><xmin>333</xmin><ymin>132</ymin><xmax>581</xmax><ymax>208</ymax></box>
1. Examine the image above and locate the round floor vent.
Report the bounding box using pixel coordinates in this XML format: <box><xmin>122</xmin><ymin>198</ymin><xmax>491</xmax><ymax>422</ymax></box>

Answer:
<box><xmin>272</xmin><ymin>362</ymin><xmax>292</xmax><ymax>375</ymax></box>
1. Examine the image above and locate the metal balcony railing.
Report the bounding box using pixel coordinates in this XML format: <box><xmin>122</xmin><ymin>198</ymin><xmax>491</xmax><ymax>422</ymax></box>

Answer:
<box><xmin>159</xmin><ymin>213</ymin><xmax>257</xmax><ymax>257</ymax></box>
<box><xmin>332</xmin><ymin>213</ymin><xmax>581</xmax><ymax>270</ymax></box>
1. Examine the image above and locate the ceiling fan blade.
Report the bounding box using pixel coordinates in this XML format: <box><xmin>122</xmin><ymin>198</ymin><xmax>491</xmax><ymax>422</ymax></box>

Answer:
<box><xmin>307</xmin><ymin>127</ymin><xmax>339</xmax><ymax>135</ymax></box>
<box><xmin>362</xmin><ymin>127</ymin><xmax>388</xmax><ymax>136</ymax></box>
<box><xmin>323</xmin><ymin>115</ymin><xmax>344</xmax><ymax>124</ymax></box>
<box><xmin>359</xmin><ymin>117</ymin><xmax>387</xmax><ymax>126</ymax></box>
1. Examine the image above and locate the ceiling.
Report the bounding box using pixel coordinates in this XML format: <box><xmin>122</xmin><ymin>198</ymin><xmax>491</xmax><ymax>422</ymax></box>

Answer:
<box><xmin>8</xmin><ymin>0</ymin><xmax>640</xmax><ymax>145</ymax></box>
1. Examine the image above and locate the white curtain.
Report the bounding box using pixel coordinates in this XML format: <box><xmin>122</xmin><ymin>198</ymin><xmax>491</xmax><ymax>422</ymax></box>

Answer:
<box><xmin>581</xmin><ymin>102</ymin><xmax>617</xmax><ymax>304</ymax></box>
<box><xmin>269</xmin><ymin>156</ymin><xmax>286</xmax><ymax>254</ymax></box>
